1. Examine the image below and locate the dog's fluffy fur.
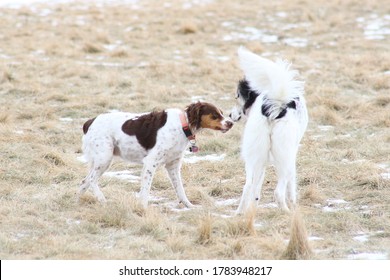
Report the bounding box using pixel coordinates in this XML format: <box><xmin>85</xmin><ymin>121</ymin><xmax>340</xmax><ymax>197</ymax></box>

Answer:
<box><xmin>230</xmin><ymin>47</ymin><xmax>308</xmax><ymax>214</ymax></box>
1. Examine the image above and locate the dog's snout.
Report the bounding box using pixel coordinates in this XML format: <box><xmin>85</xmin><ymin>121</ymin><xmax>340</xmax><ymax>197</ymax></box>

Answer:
<box><xmin>226</xmin><ymin>120</ymin><xmax>234</xmax><ymax>128</ymax></box>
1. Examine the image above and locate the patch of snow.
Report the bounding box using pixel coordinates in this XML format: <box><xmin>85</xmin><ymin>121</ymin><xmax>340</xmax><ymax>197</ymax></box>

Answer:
<box><xmin>182</xmin><ymin>0</ymin><xmax>214</xmax><ymax>9</ymax></box>
<box><xmin>76</xmin><ymin>61</ymin><xmax>131</xmax><ymax>67</ymax></box>
<box><xmin>223</xmin><ymin>27</ymin><xmax>278</xmax><ymax>43</ymax></box>
<box><xmin>347</xmin><ymin>252</ymin><xmax>388</xmax><ymax>260</ymax></box>
<box><xmin>183</xmin><ymin>153</ymin><xmax>226</xmax><ymax>164</ymax></box>
<box><xmin>308</xmin><ymin>236</ymin><xmax>324</xmax><ymax>241</ymax></box>
<box><xmin>327</xmin><ymin>199</ymin><xmax>348</xmax><ymax>205</ymax></box>
<box><xmin>381</xmin><ymin>173</ymin><xmax>390</xmax><ymax>180</ymax></box>
<box><xmin>276</xmin><ymin>12</ymin><xmax>287</xmax><ymax>18</ymax></box>
<box><xmin>103</xmin><ymin>40</ymin><xmax>123</xmax><ymax>51</ymax></box>
<box><xmin>104</xmin><ymin>170</ymin><xmax>140</xmax><ymax>182</ymax></box>
<box><xmin>282</xmin><ymin>22</ymin><xmax>311</xmax><ymax>31</ymax></box>
<box><xmin>323</xmin><ymin>198</ymin><xmax>350</xmax><ymax>212</ymax></box>
<box><xmin>12</xmin><ymin>232</ymin><xmax>30</xmax><ymax>241</ymax></box>
<box><xmin>311</xmin><ymin>135</ymin><xmax>324</xmax><ymax>140</ymax></box>
<box><xmin>221</xmin><ymin>21</ymin><xmax>234</xmax><ymax>27</ymax></box>
<box><xmin>66</xmin><ymin>218</ymin><xmax>81</xmax><ymax>225</ymax></box>
<box><xmin>209</xmin><ymin>55</ymin><xmax>230</xmax><ymax>62</ymax></box>
<box><xmin>254</xmin><ymin>222</ymin><xmax>263</xmax><ymax>228</ymax></box>
<box><xmin>357</xmin><ymin>14</ymin><xmax>390</xmax><ymax>40</ymax></box>
<box><xmin>378</xmin><ymin>163</ymin><xmax>390</xmax><ymax>180</ymax></box>
<box><xmin>0</xmin><ymin>0</ymin><xmax>141</xmax><ymax>8</ymax></box>
<box><xmin>283</xmin><ymin>37</ymin><xmax>308</xmax><ymax>48</ymax></box>
<box><xmin>353</xmin><ymin>234</ymin><xmax>369</xmax><ymax>243</ymax></box>
<box><xmin>59</xmin><ymin>117</ymin><xmax>73</xmax><ymax>122</ymax></box>
<box><xmin>190</xmin><ymin>95</ymin><xmax>205</xmax><ymax>102</ymax></box>
<box><xmin>148</xmin><ymin>195</ymin><xmax>168</xmax><ymax>202</ymax></box>
<box><xmin>341</xmin><ymin>159</ymin><xmax>367</xmax><ymax>165</ymax></box>
<box><xmin>215</xmin><ymin>198</ymin><xmax>238</xmax><ymax>207</ymax></box>
<box><xmin>259</xmin><ymin>202</ymin><xmax>278</xmax><ymax>209</ymax></box>
<box><xmin>318</xmin><ymin>125</ymin><xmax>334</xmax><ymax>131</ymax></box>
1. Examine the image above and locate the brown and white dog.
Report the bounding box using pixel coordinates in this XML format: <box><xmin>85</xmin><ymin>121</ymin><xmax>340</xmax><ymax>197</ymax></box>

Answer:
<box><xmin>79</xmin><ymin>102</ymin><xmax>233</xmax><ymax>208</ymax></box>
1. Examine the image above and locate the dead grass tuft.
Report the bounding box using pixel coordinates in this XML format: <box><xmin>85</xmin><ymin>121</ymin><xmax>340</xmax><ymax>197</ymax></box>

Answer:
<box><xmin>135</xmin><ymin>208</ymin><xmax>168</xmax><ymax>240</ymax></box>
<box><xmin>83</xmin><ymin>43</ymin><xmax>102</xmax><ymax>53</ymax></box>
<box><xmin>373</xmin><ymin>95</ymin><xmax>390</xmax><ymax>107</ymax></box>
<box><xmin>0</xmin><ymin>113</ymin><xmax>10</xmax><ymax>124</ymax></box>
<box><xmin>281</xmin><ymin>209</ymin><xmax>312</xmax><ymax>260</ymax></box>
<box><xmin>179</xmin><ymin>21</ymin><xmax>198</xmax><ymax>34</ymax></box>
<box><xmin>1</xmin><ymin>70</ymin><xmax>14</xmax><ymax>83</ymax></box>
<box><xmin>225</xmin><ymin>207</ymin><xmax>256</xmax><ymax>237</ymax></box>
<box><xmin>197</xmin><ymin>212</ymin><xmax>213</xmax><ymax>245</ymax></box>
<box><xmin>110</xmin><ymin>49</ymin><xmax>129</xmax><ymax>58</ymax></box>
<box><xmin>43</xmin><ymin>152</ymin><xmax>66</xmax><ymax>167</ymax></box>
<box><xmin>88</xmin><ymin>202</ymin><xmax>131</xmax><ymax>229</ymax></box>
<box><xmin>301</xmin><ymin>184</ymin><xmax>325</xmax><ymax>204</ymax></box>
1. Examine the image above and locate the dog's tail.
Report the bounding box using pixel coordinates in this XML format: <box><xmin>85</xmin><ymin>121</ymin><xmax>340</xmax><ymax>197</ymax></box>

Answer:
<box><xmin>237</xmin><ymin>47</ymin><xmax>304</xmax><ymax>119</ymax></box>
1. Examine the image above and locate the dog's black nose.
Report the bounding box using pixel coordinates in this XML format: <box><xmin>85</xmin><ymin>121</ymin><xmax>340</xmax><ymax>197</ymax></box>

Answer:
<box><xmin>226</xmin><ymin>120</ymin><xmax>234</xmax><ymax>128</ymax></box>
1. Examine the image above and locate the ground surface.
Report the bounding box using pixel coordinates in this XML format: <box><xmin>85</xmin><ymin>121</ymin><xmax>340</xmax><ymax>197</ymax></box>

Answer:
<box><xmin>0</xmin><ymin>0</ymin><xmax>389</xmax><ymax>259</ymax></box>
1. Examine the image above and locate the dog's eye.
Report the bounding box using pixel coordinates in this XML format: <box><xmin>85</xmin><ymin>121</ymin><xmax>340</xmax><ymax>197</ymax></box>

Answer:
<box><xmin>211</xmin><ymin>114</ymin><xmax>220</xmax><ymax>120</ymax></box>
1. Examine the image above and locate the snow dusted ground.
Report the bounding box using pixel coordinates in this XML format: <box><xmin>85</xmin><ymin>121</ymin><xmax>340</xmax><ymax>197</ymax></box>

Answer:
<box><xmin>0</xmin><ymin>0</ymin><xmax>139</xmax><ymax>8</ymax></box>
<box><xmin>3</xmin><ymin>0</ymin><xmax>389</xmax><ymax>261</ymax></box>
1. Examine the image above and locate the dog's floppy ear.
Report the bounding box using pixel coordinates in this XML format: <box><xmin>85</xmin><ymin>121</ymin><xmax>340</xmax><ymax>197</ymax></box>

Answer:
<box><xmin>186</xmin><ymin>102</ymin><xmax>203</xmax><ymax>130</ymax></box>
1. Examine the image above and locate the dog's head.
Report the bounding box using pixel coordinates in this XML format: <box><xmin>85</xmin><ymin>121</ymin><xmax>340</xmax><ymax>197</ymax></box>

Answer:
<box><xmin>186</xmin><ymin>102</ymin><xmax>233</xmax><ymax>133</ymax></box>
<box><xmin>229</xmin><ymin>78</ymin><xmax>259</xmax><ymax>122</ymax></box>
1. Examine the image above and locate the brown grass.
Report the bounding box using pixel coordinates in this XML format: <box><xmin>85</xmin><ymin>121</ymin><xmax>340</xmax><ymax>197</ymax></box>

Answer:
<box><xmin>0</xmin><ymin>0</ymin><xmax>389</xmax><ymax>260</ymax></box>
<box><xmin>197</xmin><ymin>212</ymin><xmax>213</xmax><ymax>245</ymax></box>
<box><xmin>281</xmin><ymin>209</ymin><xmax>312</xmax><ymax>260</ymax></box>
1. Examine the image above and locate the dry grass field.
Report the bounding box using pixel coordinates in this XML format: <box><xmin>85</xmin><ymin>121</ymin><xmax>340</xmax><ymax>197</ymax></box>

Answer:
<box><xmin>0</xmin><ymin>0</ymin><xmax>389</xmax><ymax>260</ymax></box>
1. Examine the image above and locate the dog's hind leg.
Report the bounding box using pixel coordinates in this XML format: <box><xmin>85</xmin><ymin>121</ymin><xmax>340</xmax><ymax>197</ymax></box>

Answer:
<box><xmin>271</xmin><ymin>119</ymin><xmax>299</xmax><ymax>211</ymax></box>
<box><xmin>79</xmin><ymin>148</ymin><xmax>114</xmax><ymax>203</ymax></box>
<box><xmin>79</xmin><ymin>166</ymin><xmax>110</xmax><ymax>203</ymax></box>
<box><xmin>273</xmin><ymin>163</ymin><xmax>298</xmax><ymax>211</ymax></box>
<box><xmin>236</xmin><ymin>163</ymin><xmax>266</xmax><ymax>214</ymax></box>
<box><xmin>79</xmin><ymin>168</ymin><xmax>93</xmax><ymax>198</ymax></box>
<box><xmin>237</xmin><ymin>106</ymin><xmax>270</xmax><ymax>215</ymax></box>
<box><xmin>165</xmin><ymin>158</ymin><xmax>193</xmax><ymax>208</ymax></box>
<box><xmin>287</xmin><ymin>168</ymin><xmax>297</xmax><ymax>206</ymax></box>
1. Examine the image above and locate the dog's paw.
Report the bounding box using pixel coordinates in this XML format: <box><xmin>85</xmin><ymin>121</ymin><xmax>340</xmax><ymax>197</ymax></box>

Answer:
<box><xmin>181</xmin><ymin>201</ymin><xmax>196</xmax><ymax>208</ymax></box>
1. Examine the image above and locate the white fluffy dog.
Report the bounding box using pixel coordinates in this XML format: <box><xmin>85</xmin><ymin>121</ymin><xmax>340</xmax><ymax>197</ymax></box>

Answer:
<box><xmin>230</xmin><ymin>47</ymin><xmax>308</xmax><ymax>214</ymax></box>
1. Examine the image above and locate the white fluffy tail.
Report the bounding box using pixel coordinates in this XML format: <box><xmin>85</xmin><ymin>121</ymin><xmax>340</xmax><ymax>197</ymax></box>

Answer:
<box><xmin>237</xmin><ymin>47</ymin><xmax>304</xmax><ymax>104</ymax></box>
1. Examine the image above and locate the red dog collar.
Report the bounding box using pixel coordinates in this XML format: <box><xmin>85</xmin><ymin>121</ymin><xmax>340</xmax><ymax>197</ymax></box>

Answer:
<box><xmin>180</xmin><ymin>112</ymin><xmax>199</xmax><ymax>153</ymax></box>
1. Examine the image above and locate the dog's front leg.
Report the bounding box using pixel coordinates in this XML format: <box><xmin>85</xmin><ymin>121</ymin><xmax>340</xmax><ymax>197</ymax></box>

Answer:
<box><xmin>165</xmin><ymin>159</ymin><xmax>194</xmax><ymax>208</ymax></box>
<box><xmin>138</xmin><ymin>161</ymin><xmax>158</xmax><ymax>208</ymax></box>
